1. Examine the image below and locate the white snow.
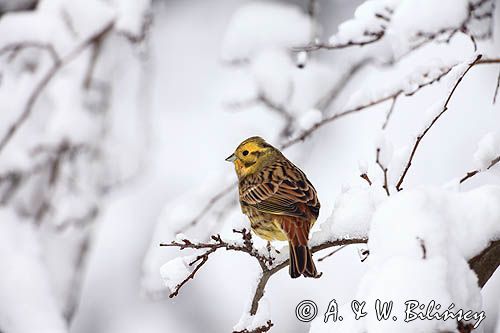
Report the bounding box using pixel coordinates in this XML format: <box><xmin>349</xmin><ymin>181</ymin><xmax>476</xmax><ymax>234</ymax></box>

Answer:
<box><xmin>110</xmin><ymin>0</ymin><xmax>151</xmax><ymax>38</ymax></box>
<box><xmin>311</xmin><ymin>186</ymin><xmax>500</xmax><ymax>333</ymax></box>
<box><xmin>474</xmin><ymin>131</ymin><xmax>500</xmax><ymax>170</ymax></box>
<box><xmin>0</xmin><ymin>210</ymin><xmax>68</xmax><ymax>333</ymax></box>
<box><xmin>0</xmin><ymin>0</ymin><xmax>115</xmax><ymax>56</ymax></box>
<box><xmin>297</xmin><ymin>109</ymin><xmax>322</xmax><ymax>131</ymax></box>
<box><xmin>250</xmin><ymin>48</ymin><xmax>295</xmax><ymax>106</ymax></box>
<box><xmin>312</xmin><ymin>185</ymin><xmax>386</xmax><ymax>245</ymax></box>
<box><xmin>233</xmin><ymin>275</ymin><xmax>271</xmax><ymax>332</ymax></box>
<box><xmin>160</xmin><ymin>255</ymin><xmax>197</xmax><ymax>293</ymax></box>
<box><xmin>221</xmin><ymin>1</ymin><xmax>312</xmax><ymax>61</ymax></box>
<box><xmin>389</xmin><ymin>0</ymin><xmax>468</xmax><ymax>53</ymax></box>
<box><xmin>329</xmin><ymin>0</ymin><xmax>398</xmax><ymax>46</ymax></box>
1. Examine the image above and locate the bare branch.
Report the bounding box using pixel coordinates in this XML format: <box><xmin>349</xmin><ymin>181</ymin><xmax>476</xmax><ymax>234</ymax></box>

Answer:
<box><xmin>376</xmin><ymin>148</ymin><xmax>390</xmax><ymax>196</ymax></box>
<box><xmin>493</xmin><ymin>67</ymin><xmax>500</xmax><ymax>104</ymax></box>
<box><xmin>318</xmin><ymin>245</ymin><xmax>348</xmax><ymax>262</ymax></box>
<box><xmin>381</xmin><ymin>96</ymin><xmax>398</xmax><ymax>130</ymax></box>
<box><xmin>459</xmin><ymin>155</ymin><xmax>500</xmax><ymax>184</ymax></box>
<box><xmin>162</xmin><ymin>231</ymin><xmax>367</xmax><ymax>313</ymax></box>
<box><xmin>360</xmin><ymin>173</ymin><xmax>372</xmax><ymax>186</ymax></box>
<box><xmin>293</xmin><ymin>30</ymin><xmax>385</xmax><ymax>52</ymax></box>
<box><xmin>281</xmin><ymin>93</ymin><xmax>401</xmax><ymax>149</ymax></box>
<box><xmin>395</xmin><ymin>55</ymin><xmax>482</xmax><ymax>191</ymax></box>
<box><xmin>0</xmin><ymin>21</ymin><xmax>114</xmax><ymax>157</ymax></box>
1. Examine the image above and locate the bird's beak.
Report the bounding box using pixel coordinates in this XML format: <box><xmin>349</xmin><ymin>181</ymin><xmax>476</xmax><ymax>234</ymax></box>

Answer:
<box><xmin>225</xmin><ymin>153</ymin><xmax>237</xmax><ymax>162</ymax></box>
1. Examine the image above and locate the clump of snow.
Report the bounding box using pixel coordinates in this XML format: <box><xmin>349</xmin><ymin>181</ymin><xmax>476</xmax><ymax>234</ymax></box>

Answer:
<box><xmin>358</xmin><ymin>159</ymin><xmax>368</xmax><ymax>174</ymax></box>
<box><xmin>329</xmin><ymin>0</ymin><xmax>398</xmax><ymax>46</ymax></box>
<box><xmin>110</xmin><ymin>0</ymin><xmax>151</xmax><ymax>38</ymax></box>
<box><xmin>233</xmin><ymin>277</ymin><xmax>271</xmax><ymax>332</ymax></box>
<box><xmin>402</xmin><ymin>59</ymin><xmax>459</xmax><ymax>95</ymax></box>
<box><xmin>387</xmin><ymin>144</ymin><xmax>411</xmax><ymax>184</ymax></box>
<box><xmin>389</xmin><ymin>0</ymin><xmax>468</xmax><ymax>54</ymax></box>
<box><xmin>312</xmin><ymin>185</ymin><xmax>387</xmax><ymax>245</ymax></box>
<box><xmin>311</xmin><ymin>186</ymin><xmax>500</xmax><ymax>332</ymax></box>
<box><xmin>0</xmin><ymin>0</ymin><xmax>115</xmax><ymax>56</ymax></box>
<box><xmin>160</xmin><ymin>255</ymin><xmax>197</xmax><ymax>293</ymax></box>
<box><xmin>297</xmin><ymin>109</ymin><xmax>322</xmax><ymax>131</ymax></box>
<box><xmin>250</xmin><ymin>48</ymin><xmax>295</xmax><ymax>106</ymax></box>
<box><xmin>221</xmin><ymin>2</ymin><xmax>312</xmax><ymax>61</ymax></box>
<box><xmin>296</xmin><ymin>51</ymin><xmax>308</xmax><ymax>68</ymax></box>
<box><xmin>473</xmin><ymin>131</ymin><xmax>500</xmax><ymax>170</ymax></box>
<box><xmin>0</xmin><ymin>209</ymin><xmax>67</xmax><ymax>333</ymax></box>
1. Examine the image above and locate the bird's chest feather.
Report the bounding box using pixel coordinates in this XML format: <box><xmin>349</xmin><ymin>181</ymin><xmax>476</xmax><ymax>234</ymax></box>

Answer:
<box><xmin>239</xmin><ymin>204</ymin><xmax>283</xmax><ymax>240</ymax></box>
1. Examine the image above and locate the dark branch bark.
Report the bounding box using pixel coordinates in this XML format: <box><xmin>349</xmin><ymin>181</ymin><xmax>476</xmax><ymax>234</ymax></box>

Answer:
<box><xmin>459</xmin><ymin>155</ymin><xmax>500</xmax><ymax>184</ymax></box>
<box><xmin>469</xmin><ymin>239</ymin><xmax>500</xmax><ymax>288</ymax></box>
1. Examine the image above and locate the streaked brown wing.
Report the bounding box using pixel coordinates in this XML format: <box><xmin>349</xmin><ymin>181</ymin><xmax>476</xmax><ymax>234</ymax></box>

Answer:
<box><xmin>240</xmin><ymin>159</ymin><xmax>320</xmax><ymax>219</ymax></box>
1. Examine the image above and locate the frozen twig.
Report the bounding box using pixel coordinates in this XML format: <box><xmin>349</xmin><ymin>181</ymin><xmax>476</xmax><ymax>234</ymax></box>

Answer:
<box><xmin>317</xmin><ymin>245</ymin><xmax>348</xmax><ymax>262</ymax></box>
<box><xmin>293</xmin><ymin>30</ymin><xmax>385</xmax><ymax>52</ymax></box>
<box><xmin>360</xmin><ymin>173</ymin><xmax>372</xmax><ymax>186</ymax></box>
<box><xmin>493</xmin><ymin>67</ymin><xmax>500</xmax><ymax>104</ymax></box>
<box><xmin>162</xmin><ymin>231</ymin><xmax>367</xmax><ymax>314</ymax></box>
<box><xmin>381</xmin><ymin>96</ymin><xmax>398</xmax><ymax>130</ymax></box>
<box><xmin>375</xmin><ymin>148</ymin><xmax>390</xmax><ymax>196</ymax></box>
<box><xmin>395</xmin><ymin>55</ymin><xmax>482</xmax><ymax>191</ymax></box>
<box><xmin>459</xmin><ymin>155</ymin><xmax>500</xmax><ymax>184</ymax></box>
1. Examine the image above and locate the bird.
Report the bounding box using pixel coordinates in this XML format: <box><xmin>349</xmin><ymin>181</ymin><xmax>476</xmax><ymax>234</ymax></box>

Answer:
<box><xmin>225</xmin><ymin>136</ymin><xmax>320</xmax><ymax>278</ymax></box>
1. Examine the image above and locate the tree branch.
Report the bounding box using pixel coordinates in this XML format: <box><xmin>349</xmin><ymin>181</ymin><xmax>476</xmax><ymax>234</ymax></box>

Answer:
<box><xmin>376</xmin><ymin>148</ymin><xmax>390</xmax><ymax>196</ymax></box>
<box><xmin>459</xmin><ymin>155</ymin><xmax>500</xmax><ymax>184</ymax></box>
<box><xmin>469</xmin><ymin>239</ymin><xmax>500</xmax><ymax>288</ymax></box>
<box><xmin>161</xmin><ymin>230</ymin><xmax>367</xmax><ymax>315</ymax></box>
<box><xmin>395</xmin><ymin>55</ymin><xmax>482</xmax><ymax>191</ymax></box>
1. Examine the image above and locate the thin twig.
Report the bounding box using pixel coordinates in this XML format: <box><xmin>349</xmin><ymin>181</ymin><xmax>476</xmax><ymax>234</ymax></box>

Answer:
<box><xmin>293</xmin><ymin>31</ymin><xmax>385</xmax><ymax>52</ymax></box>
<box><xmin>459</xmin><ymin>155</ymin><xmax>500</xmax><ymax>184</ymax></box>
<box><xmin>381</xmin><ymin>96</ymin><xmax>398</xmax><ymax>130</ymax></box>
<box><xmin>493</xmin><ymin>67</ymin><xmax>500</xmax><ymax>104</ymax></box>
<box><xmin>162</xmin><ymin>231</ymin><xmax>367</xmax><ymax>313</ymax></box>
<box><xmin>174</xmin><ymin>182</ymin><xmax>236</xmax><ymax>234</ymax></box>
<box><xmin>395</xmin><ymin>55</ymin><xmax>482</xmax><ymax>191</ymax></box>
<box><xmin>360</xmin><ymin>173</ymin><xmax>372</xmax><ymax>186</ymax></box>
<box><xmin>318</xmin><ymin>245</ymin><xmax>348</xmax><ymax>262</ymax></box>
<box><xmin>376</xmin><ymin>148</ymin><xmax>390</xmax><ymax>196</ymax></box>
<box><xmin>281</xmin><ymin>93</ymin><xmax>401</xmax><ymax>149</ymax></box>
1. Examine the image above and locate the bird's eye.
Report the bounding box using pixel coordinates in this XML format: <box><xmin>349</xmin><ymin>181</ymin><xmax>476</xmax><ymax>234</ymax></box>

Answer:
<box><xmin>242</xmin><ymin>150</ymin><xmax>249</xmax><ymax>156</ymax></box>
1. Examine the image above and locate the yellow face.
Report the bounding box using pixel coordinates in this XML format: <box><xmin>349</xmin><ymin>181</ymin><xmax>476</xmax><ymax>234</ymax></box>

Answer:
<box><xmin>225</xmin><ymin>136</ymin><xmax>276</xmax><ymax>177</ymax></box>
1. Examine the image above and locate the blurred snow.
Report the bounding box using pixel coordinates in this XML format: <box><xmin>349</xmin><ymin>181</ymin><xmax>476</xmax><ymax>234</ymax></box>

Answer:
<box><xmin>221</xmin><ymin>1</ymin><xmax>312</xmax><ymax>61</ymax></box>
<box><xmin>474</xmin><ymin>131</ymin><xmax>500</xmax><ymax>170</ymax></box>
<box><xmin>0</xmin><ymin>0</ymin><xmax>499</xmax><ymax>333</ymax></box>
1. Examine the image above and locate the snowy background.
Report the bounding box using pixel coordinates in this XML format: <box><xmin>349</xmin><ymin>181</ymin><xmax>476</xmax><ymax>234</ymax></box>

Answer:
<box><xmin>1</xmin><ymin>0</ymin><xmax>500</xmax><ymax>332</ymax></box>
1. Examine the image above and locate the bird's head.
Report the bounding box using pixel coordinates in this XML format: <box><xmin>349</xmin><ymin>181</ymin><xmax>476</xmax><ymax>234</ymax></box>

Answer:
<box><xmin>225</xmin><ymin>136</ymin><xmax>277</xmax><ymax>178</ymax></box>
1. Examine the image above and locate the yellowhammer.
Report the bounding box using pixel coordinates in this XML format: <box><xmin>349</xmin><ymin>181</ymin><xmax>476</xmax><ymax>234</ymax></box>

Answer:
<box><xmin>225</xmin><ymin>136</ymin><xmax>320</xmax><ymax>278</ymax></box>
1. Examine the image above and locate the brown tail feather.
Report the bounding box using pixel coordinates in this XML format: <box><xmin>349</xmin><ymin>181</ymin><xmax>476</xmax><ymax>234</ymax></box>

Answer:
<box><xmin>280</xmin><ymin>215</ymin><xmax>318</xmax><ymax>278</ymax></box>
<box><xmin>289</xmin><ymin>243</ymin><xmax>317</xmax><ymax>278</ymax></box>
